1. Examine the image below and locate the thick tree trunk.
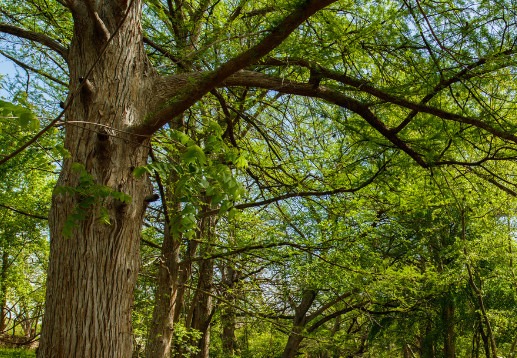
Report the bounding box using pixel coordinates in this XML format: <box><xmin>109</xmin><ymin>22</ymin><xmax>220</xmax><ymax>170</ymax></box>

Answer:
<box><xmin>38</xmin><ymin>2</ymin><xmax>154</xmax><ymax>357</ymax></box>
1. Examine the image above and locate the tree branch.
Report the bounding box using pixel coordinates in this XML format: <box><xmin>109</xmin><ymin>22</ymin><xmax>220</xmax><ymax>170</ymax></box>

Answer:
<box><xmin>143</xmin><ymin>36</ymin><xmax>184</xmax><ymax>68</ymax></box>
<box><xmin>0</xmin><ymin>51</ymin><xmax>68</xmax><ymax>86</ymax></box>
<box><xmin>0</xmin><ymin>203</ymin><xmax>48</xmax><ymax>220</ymax></box>
<box><xmin>0</xmin><ymin>23</ymin><xmax>68</xmax><ymax>61</ymax></box>
<box><xmin>201</xmin><ymin>160</ymin><xmax>388</xmax><ymax>218</ymax></box>
<box><xmin>259</xmin><ymin>49</ymin><xmax>517</xmax><ymax>134</ymax></box>
<box><xmin>134</xmin><ymin>0</ymin><xmax>337</xmax><ymax>136</ymax></box>
<box><xmin>223</xmin><ymin>70</ymin><xmax>517</xmax><ymax>165</ymax></box>
<box><xmin>234</xmin><ymin>161</ymin><xmax>388</xmax><ymax>210</ymax></box>
<box><xmin>223</xmin><ymin>71</ymin><xmax>429</xmax><ymax>167</ymax></box>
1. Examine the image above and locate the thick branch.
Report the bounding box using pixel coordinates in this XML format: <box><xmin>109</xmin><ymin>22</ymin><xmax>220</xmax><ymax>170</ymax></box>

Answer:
<box><xmin>134</xmin><ymin>0</ymin><xmax>337</xmax><ymax>136</ymax></box>
<box><xmin>260</xmin><ymin>50</ymin><xmax>517</xmax><ymax>134</ymax></box>
<box><xmin>0</xmin><ymin>23</ymin><xmax>68</xmax><ymax>61</ymax></box>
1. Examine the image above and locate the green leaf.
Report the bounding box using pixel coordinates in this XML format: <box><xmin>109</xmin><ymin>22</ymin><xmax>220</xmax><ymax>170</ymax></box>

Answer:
<box><xmin>110</xmin><ymin>191</ymin><xmax>132</xmax><ymax>203</ymax></box>
<box><xmin>234</xmin><ymin>154</ymin><xmax>248</xmax><ymax>169</ymax></box>
<box><xmin>19</xmin><ymin>111</ymin><xmax>36</xmax><ymax>129</ymax></box>
<box><xmin>182</xmin><ymin>145</ymin><xmax>206</xmax><ymax>165</ymax></box>
<box><xmin>171</xmin><ymin>130</ymin><xmax>193</xmax><ymax>146</ymax></box>
<box><xmin>133</xmin><ymin>166</ymin><xmax>149</xmax><ymax>179</ymax></box>
<box><xmin>99</xmin><ymin>207</ymin><xmax>111</xmax><ymax>225</ymax></box>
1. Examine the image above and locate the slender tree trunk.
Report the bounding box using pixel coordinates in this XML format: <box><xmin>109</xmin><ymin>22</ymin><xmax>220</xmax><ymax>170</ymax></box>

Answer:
<box><xmin>172</xmin><ymin>240</ymin><xmax>198</xmax><ymax>323</ymax></box>
<box><xmin>146</xmin><ymin>218</ymin><xmax>181</xmax><ymax>358</ymax></box>
<box><xmin>442</xmin><ymin>295</ymin><xmax>455</xmax><ymax>358</ymax></box>
<box><xmin>146</xmin><ymin>191</ymin><xmax>205</xmax><ymax>358</ymax></box>
<box><xmin>420</xmin><ymin>322</ymin><xmax>436</xmax><ymax>358</ymax></box>
<box><xmin>221</xmin><ymin>264</ymin><xmax>239</xmax><ymax>357</ymax></box>
<box><xmin>282</xmin><ymin>289</ymin><xmax>316</xmax><ymax>358</ymax></box>
<box><xmin>189</xmin><ymin>258</ymin><xmax>214</xmax><ymax>358</ymax></box>
<box><xmin>0</xmin><ymin>250</ymin><xmax>8</xmax><ymax>333</ymax></box>
<box><xmin>403</xmin><ymin>343</ymin><xmax>412</xmax><ymax>358</ymax></box>
<box><xmin>461</xmin><ymin>211</ymin><xmax>497</xmax><ymax>358</ymax></box>
<box><xmin>38</xmin><ymin>2</ymin><xmax>154</xmax><ymax>356</ymax></box>
<box><xmin>185</xmin><ymin>214</ymin><xmax>216</xmax><ymax>358</ymax></box>
<box><xmin>472</xmin><ymin>324</ymin><xmax>480</xmax><ymax>358</ymax></box>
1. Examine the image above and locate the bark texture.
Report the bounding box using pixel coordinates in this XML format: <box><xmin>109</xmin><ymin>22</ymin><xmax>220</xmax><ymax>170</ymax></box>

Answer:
<box><xmin>38</xmin><ymin>2</ymin><xmax>155</xmax><ymax>357</ymax></box>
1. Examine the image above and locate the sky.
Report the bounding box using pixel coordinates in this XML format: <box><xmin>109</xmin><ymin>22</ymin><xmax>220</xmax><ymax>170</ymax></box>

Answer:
<box><xmin>0</xmin><ymin>56</ymin><xmax>18</xmax><ymax>99</ymax></box>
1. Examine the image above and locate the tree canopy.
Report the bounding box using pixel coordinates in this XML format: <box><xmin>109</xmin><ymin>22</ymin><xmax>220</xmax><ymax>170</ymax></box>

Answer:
<box><xmin>1</xmin><ymin>0</ymin><xmax>517</xmax><ymax>357</ymax></box>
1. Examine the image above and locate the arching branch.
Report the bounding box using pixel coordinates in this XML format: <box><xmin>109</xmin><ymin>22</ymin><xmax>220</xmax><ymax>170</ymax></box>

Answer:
<box><xmin>0</xmin><ymin>203</ymin><xmax>48</xmax><ymax>220</ymax></box>
<box><xmin>223</xmin><ymin>71</ymin><xmax>429</xmax><ymax>167</ymax></box>
<box><xmin>135</xmin><ymin>0</ymin><xmax>338</xmax><ymax>136</ymax></box>
<box><xmin>0</xmin><ymin>51</ymin><xmax>68</xmax><ymax>86</ymax></box>
<box><xmin>222</xmin><ymin>70</ymin><xmax>517</xmax><ymax>166</ymax></box>
<box><xmin>0</xmin><ymin>23</ymin><xmax>68</xmax><ymax>61</ymax></box>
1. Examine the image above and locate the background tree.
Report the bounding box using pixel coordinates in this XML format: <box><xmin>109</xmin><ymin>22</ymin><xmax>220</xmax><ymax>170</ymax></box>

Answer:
<box><xmin>0</xmin><ymin>99</ymin><xmax>55</xmax><ymax>345</ymax></box>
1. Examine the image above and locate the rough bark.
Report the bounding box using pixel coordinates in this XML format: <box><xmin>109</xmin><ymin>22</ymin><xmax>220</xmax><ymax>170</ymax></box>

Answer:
<box><xmin>38</xmin><ymin>2</ymin><xmax>155</xmax><ymax>356</ymax></box>
<box><xmin>18</xmin><ymin>1</ymin><xmax>337</xmax><ymax>356</ymax></box>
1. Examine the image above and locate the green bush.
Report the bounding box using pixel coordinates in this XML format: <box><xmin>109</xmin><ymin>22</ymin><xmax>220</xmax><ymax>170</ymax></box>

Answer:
<box><xmin>0</xmin><ymin>348</ymin><xmax>36</xmax><ymax>358</ymax></box>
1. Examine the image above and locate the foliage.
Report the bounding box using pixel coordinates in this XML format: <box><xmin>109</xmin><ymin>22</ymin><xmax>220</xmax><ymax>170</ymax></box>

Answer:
<box><xmin>0</xmin><ymin>348</ymin><xmax>35</xmax><ymax>358</ymax></box>
<box><xmin>0</xmin><ymin>100</ymin><xmax>54</xmax><ymax>340</ymax></box>
<box><xmin>3</xmin><ymin>0</ymin><xmax>517</xmax><ymax>356</ymax></box>
<box><xmin>54</xmin><ymin>163</ymin><xmax>132</xmax><ymax>237</ymax></box>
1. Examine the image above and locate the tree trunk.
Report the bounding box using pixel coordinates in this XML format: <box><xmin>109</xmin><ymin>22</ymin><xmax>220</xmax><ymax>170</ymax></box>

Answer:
<box><xmin>478</xmin><ymin>315</ymin><xmax>491</xmax><ymax>358</ymax></box>
<box><xmin>420</xmin><ymin>322</ymin><xmax>436</xmax><ymax>358</ymax></box>
<box><xmin>0</xmin><ymin>250</ymin><xmax>8</xmax><ymax>333</ymax></box>
<box><xmin>185</xmin><ymin>214</ymin><xmax>216</xmax><ymax>358</ymax></box>
<box><xmin>442</xmin><ymin>296</ymin><xmax>455</xmax><ymax>358</ymax></box>
<box><xmin>282</xmin><ymin>289</ymin><xmax>316</xmax><ymax>358</ymax></box>
<box><xmin>189</xmin><ymin>258</ymin><xmax>214</xmax><ymax>358</ymax></box>
<box><xmin>146</xmin><ymin>193</ymin><xmax>204</xmax><ymax>358</ymax></box>
<box><xmin>146</xmin><ymin>218</ymin><xmax>181</xmax><ymax>358</ymax></box>
<box><xmin>220</xmin><ymin>264</ymin><xmax>239</xmax><ymax>357</ymax></box>
<box><xmin>38</xmin><ymin>2</ymin><xmax>154</xmax><ymax>357</ymax></box>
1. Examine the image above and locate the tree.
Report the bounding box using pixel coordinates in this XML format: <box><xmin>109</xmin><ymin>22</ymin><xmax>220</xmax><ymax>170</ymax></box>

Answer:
<box><xmin>0</xmin><ymin>100</ymin><xmax>54</xmax><ymax>344</ymax></box>
<box><xmin>1</xmin><ymin>0</ymin><xmax>517</xmax><ymax>356</ymax></box>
